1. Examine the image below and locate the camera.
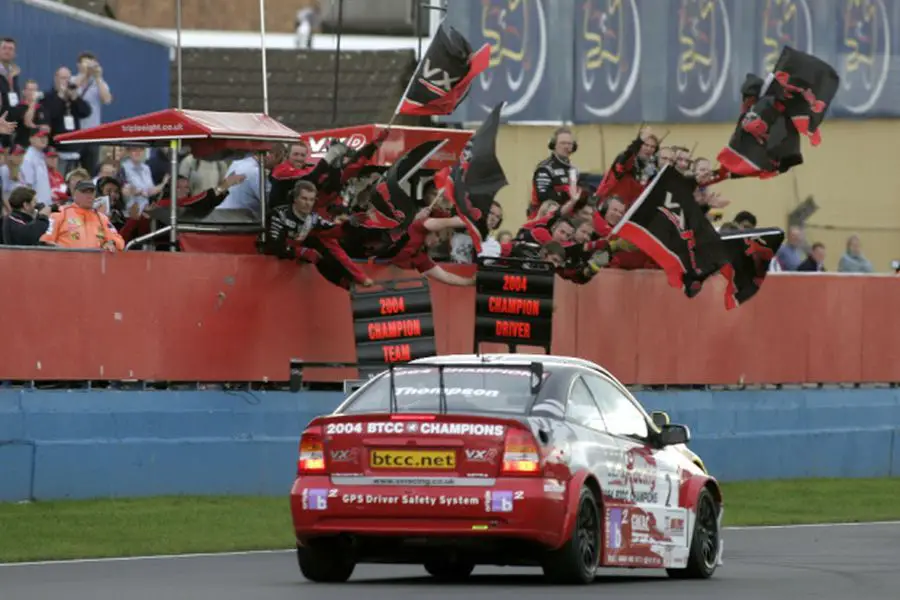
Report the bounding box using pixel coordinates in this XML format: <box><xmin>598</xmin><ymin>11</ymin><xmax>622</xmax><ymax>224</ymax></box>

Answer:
<box><xmin>67</xmin><ymin>82</ymin><xmax>78</xmax><ymax>90</ymax></box>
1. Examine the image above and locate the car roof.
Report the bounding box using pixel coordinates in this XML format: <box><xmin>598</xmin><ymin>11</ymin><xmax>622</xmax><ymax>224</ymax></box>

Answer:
<box><xmin>410</xmin><ymin>353</ymin><xmax>616</xmax><ymax>380</ymax></box>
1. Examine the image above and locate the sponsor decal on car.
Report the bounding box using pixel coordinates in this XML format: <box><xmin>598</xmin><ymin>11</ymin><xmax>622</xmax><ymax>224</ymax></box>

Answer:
<box><xmin>369</xmin><ymin>449</ymin><xmax>456</xmax><ymax>470</ymax></box>
<box><xmin>543</xmin><ymin>479</ymin><xmax>566</xmax><ymax>494</ymax></box>
<box><xmin>484</xmin><ymin>490</ymin><xmax>524</xmax><ymax>513</ymax></box>
<box><xmin>606</xmin><ymin>507</ymin><xmax>624</xmax><ymax>549</ymax></box>
<box><xmin>326</xmin><ymin>421</ymin><xmax>506</xmax><ymax>437</ymax></box>
<box><xmin>465</xmin><ymin>448</ymin><xmax>498</xmax><ymax>463</ymax></box>
<box><xmin>339</xmin><ymin>493</ymin><xmax>481</xmax><ymax>507</ymax></box>
<box><xmin>396</xmin><ymin>386</ymin><xmax>501</xmax><ymax>397</ymax></box>
<box><xmin>301</xmin><ymin>488</ymin><xmax>329</xmax><ymax>511</ymax></box>
<box><xmin>329</xmin><ymin>449</ymin><xmax>358</xmax><ymax>462</ymax></box>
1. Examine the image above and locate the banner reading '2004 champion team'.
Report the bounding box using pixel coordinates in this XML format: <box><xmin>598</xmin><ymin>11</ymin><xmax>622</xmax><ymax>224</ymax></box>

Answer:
<box><xmin>442</xmin><ymin>0</ymin><xmax>900</xmax><ymax>124</ymax></box>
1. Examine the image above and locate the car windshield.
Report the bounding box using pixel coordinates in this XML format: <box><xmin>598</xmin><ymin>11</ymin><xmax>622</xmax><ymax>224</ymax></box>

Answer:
<box><xmin>340</xmin><ymin>366</ymin><xmax>547</xmax><ymax>416</ymax></box>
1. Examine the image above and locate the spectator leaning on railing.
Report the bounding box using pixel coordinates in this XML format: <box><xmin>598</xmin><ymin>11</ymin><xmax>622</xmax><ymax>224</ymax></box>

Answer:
<box><xmin>838</xmin><ymin>234</ymin><xmax>873</xmax><ymax>273</ymax></box>
<box><xmin>39</xmin><ymin>179</ymin><xmax>123</xmax><ymax>252</ymax></box>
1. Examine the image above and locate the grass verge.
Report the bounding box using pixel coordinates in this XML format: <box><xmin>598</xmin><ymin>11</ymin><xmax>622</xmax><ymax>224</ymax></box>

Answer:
<box><xmin>1</xmin><ymin>477</ymin><xmax>898</xmax><ymax>563</ymax></box>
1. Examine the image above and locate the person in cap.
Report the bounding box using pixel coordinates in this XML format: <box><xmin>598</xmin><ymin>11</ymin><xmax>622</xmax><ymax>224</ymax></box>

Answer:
<box><xmin>18</xmin><ymin>128</ymin><xmax>51</xmax><ymax>204</ymax></box>
<box><xmin>39</xmin><ymin>178</ymin><xmax>124</xmax><ymax>251</ymax></box>
<box><xmin>44</xmin><ymin>146</ymin><xmax>67</xmax><ymax>202</ymax></box>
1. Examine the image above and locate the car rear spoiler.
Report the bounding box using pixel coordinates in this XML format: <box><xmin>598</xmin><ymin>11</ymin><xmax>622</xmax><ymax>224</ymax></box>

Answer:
<box><xmin>289</xmin><ymin>359</ymin><xmax>545</xmax><ymax>414</ymax></box>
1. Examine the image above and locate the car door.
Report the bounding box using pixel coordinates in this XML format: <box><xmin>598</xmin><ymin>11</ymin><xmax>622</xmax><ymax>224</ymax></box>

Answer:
<box><xmin>582</xmin><ymin>374</ymin><xmax>690</xmax><ymax>569</ymax></box>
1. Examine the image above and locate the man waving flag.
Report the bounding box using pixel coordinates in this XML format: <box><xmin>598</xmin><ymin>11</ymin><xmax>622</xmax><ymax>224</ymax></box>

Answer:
<box><xmin>397</xmin><ymin>22</ymin><xmax>491</xmax><ymax>116</ymax></box>
<box><xmin>434</xmin><ymin>102</ymin><xmax>508</xmax><ymax>253</ymax></box>
<box><xmin>611</xmin><ymin>165</ymin><xmax>728</xmax><ymax>298</ymax></box>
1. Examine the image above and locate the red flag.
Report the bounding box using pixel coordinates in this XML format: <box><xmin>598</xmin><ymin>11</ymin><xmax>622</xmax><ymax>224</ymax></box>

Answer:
<box><xmin>397</xmin><ymin>22</ymin><xmax>491</xmax><ymax>116</ymax></box>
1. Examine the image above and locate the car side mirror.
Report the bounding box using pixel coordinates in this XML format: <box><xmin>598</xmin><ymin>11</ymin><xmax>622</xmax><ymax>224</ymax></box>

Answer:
<box><xmin>650</xmin><ymin>410</ymin><xmax>670</xmax><ymax>429</ymax></box>
<box><xmin>659</xmin><ymin>423</ymin><xmax>690</xmax><ymax>447</ymax></box>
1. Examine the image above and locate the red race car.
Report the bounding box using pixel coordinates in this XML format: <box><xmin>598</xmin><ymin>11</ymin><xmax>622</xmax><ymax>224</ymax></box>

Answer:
<box><xmin>290</xmin><ymin>354</ymin><xmax>723</xmax><ymax>584</ymax></box>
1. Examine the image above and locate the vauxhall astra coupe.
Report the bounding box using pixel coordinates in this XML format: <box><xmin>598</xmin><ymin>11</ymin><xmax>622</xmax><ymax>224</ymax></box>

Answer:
<box><xmin>290</xmin><ymin>354</ymin><xmax>722</xmax><ymax>584</ymax></box>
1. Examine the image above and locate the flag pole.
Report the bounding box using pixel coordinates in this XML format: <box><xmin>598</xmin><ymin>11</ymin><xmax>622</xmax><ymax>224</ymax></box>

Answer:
<box><xmin>176</xmin><ymin>0</ymin><xmax>183</xmax><ymax>110</ymax></box>
<box><xmin>331</xmin><ymin>0</ymin><xmax>344</xmax><ymax>124</ymax></box>
<box><xmin>259</xmin><ymin>0</ymin><xmax>269</xmax><ymax>114</ymax></box>
<box><xmin>388</xmin><ymin>4</ymin><xmax>447</xmax><ymax>129</ymax></box>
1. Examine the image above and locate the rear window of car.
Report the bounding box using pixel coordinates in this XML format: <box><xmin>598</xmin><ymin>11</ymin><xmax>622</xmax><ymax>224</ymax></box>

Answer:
<box><xmin>339</xmin><ymin>366</ymin><xmax>548</xmax><ymax>416</ymax></box>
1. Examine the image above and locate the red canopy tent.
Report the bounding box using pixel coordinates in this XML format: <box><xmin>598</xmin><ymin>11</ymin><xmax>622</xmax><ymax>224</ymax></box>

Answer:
<box><xmin>301</xmin><ymin>123</ymin><xmax>473</xmax><ymax>170</ymax></box>
<box><xmin>54</xmin><ymin>108</ymin><xmax>302</xmax><ymax>156</ymax></box>
<box><xmin>54</xmin><ymin>109</ymin><xmax>304</xmax><ymax>250</ymax></box>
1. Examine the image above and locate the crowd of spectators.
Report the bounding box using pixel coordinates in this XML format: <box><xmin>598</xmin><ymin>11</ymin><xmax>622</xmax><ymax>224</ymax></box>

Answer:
<box><xmin>0</xmin><ymin>34</ymin><xmax>881</xmax><ymax>277</ymax></box>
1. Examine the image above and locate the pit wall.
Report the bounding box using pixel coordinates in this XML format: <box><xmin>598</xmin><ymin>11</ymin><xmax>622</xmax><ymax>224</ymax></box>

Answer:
<box><xmin>2</xmin><ymin>388</ymin><xmax>898</xmax><ymax>502</ymax></box>
<box><xmin>4</xmin><ymin>250</ymin><xmax>900</xmax><ymax>387</ymax></box>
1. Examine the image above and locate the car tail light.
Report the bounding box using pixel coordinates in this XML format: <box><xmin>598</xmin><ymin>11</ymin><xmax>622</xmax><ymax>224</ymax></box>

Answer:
<box><xmin>501</xmin><ymin>428</ymin><xmax>542</xmax><ymax>476</ymax></box>
<box><xmin>297</xmin><ymin>426</ymin><xmax>325</xmax><ymax>475</ymax></box>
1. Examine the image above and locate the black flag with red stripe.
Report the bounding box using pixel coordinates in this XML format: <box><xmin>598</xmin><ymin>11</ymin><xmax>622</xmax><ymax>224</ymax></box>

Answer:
<box><xmin>611</xmin><ymin>165</ymin><xmax>728</xmax><ymax>298</ymax></box>
<box><xmin>434</xmin><ymin>102</ymin><xmax>508</xmax><ymax>253</ymax></box>
<box><xmin>719</xmin><ymin>227</ymin><xmax>785</xmax><ymax>310</ymax></box>
<box><xmin>717</xmin><ymin>46</ymin><xmax>838</xmax><ymax>179</ymax></box>
<box><xmin>397</xmin><ymin>22</ymin><xmax>491</xmax><ymax>116</ymax></box>
<box><xmin>368</xmin><ymin>139</ymin><xmax>449</xmax><ymax>229</ymax></box>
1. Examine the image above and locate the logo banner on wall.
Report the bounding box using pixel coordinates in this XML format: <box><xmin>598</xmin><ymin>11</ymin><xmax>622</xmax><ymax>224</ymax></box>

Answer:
<box><xmin>350</xmin><ymin>279</ymin><xmax>437</xmax><ymax>374</ymax></box>
<box><xmin>573</xmin><ymin>0</ymin><xmax>644</xmax><ymax>122</ymax></box>
<box><xmin>474</xmin><ymin>257</ymin><xmax>554</xmax><ymax>353</ymax></box>
<box><xmin>833</xmin><ymin>0</ymin><xmax>894</xmax><ymax>116</ymax></box>
<box><xmin>444</xmin><ymin>0</ymin><xmax>900</xmax><ymax>123</ymax></box>
<box><xmin>668</xmin><ymin>0</ymin><xmax>738</xmax><ymax>122</ymax></box>
<box><xmin>458</xmin><ymin>0</ymin><xmax>556</xmax><ymax>122</ymax></box>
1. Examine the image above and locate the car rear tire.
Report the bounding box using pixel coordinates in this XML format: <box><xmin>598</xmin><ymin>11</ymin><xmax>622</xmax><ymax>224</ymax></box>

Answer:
<box><xmin>296</xmin><ymin>540</ymin><xmax>356</xmax><ymax>583</ymax></box>
<box><xmin>541</xmin><ymin>485</ymin><xmax>600</xmax><ymax>585</ymax></box>
<box><xmin>423</xmin><ymin>558</ymin><xmax>476</xmax><ymax>581</ymax></box>
<box><xmin>667</xmin><ymin>488</ymin><xmax>720</xmax><ymax>579</ymax></box>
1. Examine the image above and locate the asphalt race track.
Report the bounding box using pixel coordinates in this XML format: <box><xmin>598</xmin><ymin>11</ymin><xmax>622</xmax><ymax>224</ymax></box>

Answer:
<box><xmin>3</xmin><ymin>522</ymin><xmax>898</xmax><ymax>600</ymax></box>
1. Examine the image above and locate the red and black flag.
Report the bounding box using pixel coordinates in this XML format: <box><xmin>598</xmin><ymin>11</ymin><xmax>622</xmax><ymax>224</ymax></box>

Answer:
<box><xmin>611</xmin><ymin>165</ymin><xmax>728</xmax><ymax>298</ymax></box>
<box><xmin>770</xmin><ymin>46</ymin><xmax>839</xmax><ymax>146</ymax></box>
<box><xmin>397</xmin><ymin>22</ymin><xmax>491</xmax><ymax>116</ymax></box>
<box><xmin>719</xmin><ymin>227</ymin><xmax>784</xmax><ymax>310</ymax></box>
<box><xmin>434</xmin><ymin>102</ymin><xmax>508</xmax><ymax>253</ymax></box>
<box><xmin>368</xmin><ymin>138</ymin><xmax>449</xmax><ymax>230</ymax></box>
<box><xmin>717</xmin><ymin>46</ymin><xmax>838</xmax><ymax>179</ymax></box>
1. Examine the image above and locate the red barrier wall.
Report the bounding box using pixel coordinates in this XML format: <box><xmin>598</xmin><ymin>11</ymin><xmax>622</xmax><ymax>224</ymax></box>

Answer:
<box><xmin>3</xmin><ymin>249</ymin><xmax>898</xmax><ymax>384</ymax></box>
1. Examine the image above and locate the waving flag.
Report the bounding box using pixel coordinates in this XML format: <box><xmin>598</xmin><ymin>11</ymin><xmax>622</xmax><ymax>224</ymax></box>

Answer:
<box><xmin>717</xmin><ymin>46</ymin><xmax>839</xmax><ymax>179</ymax></box>
<box><xmin>397</xmin><ymin>22</ymin><xmax>491</xmax><ymax>116</ymax></box>
<box><xmin>368</xmin><ymin>139</ymin><xmax>449</xmax><ymax>229</ymax></box>
<box><xmin>770</xmin><ymin>46</ymin><xmax>840</xmax><ymax>146</ymax></box>
<box><xmin>434</xmin><ymin>102</ymin><xmax>508</xmax><ymax>253</ymax></box>
<box><xmin>611</xmin><ymin>165</ymin><xmax>727</xmax><ymax>298</ymax></box>
<box><xmin>719</xmin><ymin>228</ymin><xmax>785</xmax><ymax>310</ymax></box>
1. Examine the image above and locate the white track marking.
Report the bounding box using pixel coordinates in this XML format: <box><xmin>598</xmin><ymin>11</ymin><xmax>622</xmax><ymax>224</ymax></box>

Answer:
<box><xmin>0</xmin><ymin>549</ymin><xmax>293</xmax><ymax>567</ymax></box>
<box><xmin>3</xmin><ymin>520</ymin><xmax>900</xmax><ymax>567</ymax></box>
<box><xmin>726</xmin><ymin>520</ymin><xmax>900</xmax><ymax>531</ymax></box>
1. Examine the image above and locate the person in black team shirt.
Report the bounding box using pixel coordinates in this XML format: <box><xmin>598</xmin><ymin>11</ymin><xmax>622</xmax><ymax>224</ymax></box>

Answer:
<box><xmin>263</xmin><ymin>180</ymin><xmax>373</xmax><ymax>288</ymax></box>
<box><xmin>529</xmin><ymin>126</ymin><xmax>580</xmax><ymax>219</ymax></box>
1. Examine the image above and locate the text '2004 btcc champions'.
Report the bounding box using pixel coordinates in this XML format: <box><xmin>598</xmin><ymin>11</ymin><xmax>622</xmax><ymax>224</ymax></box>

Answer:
<box><xmin>290</xmin><ymin>354</ymin><xmax>723</xmax><ymax>584</ymax></box>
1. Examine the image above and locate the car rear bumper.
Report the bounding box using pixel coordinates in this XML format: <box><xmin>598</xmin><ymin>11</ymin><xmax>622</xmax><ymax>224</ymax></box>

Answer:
<box><xmin>290</xmin><ymin>476</ymin><xmax>570</xmax><ymax>549</ymax></box>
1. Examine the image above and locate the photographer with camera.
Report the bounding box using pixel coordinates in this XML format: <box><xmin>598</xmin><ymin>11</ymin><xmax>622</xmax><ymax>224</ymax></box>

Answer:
<box><xmin>0</xmin><ymin>186</ymin><xmax>51</xmax><ymax>246</ymax></box>
<box><xmin>71</xmin><ymin>52</ymin><xmax>112</xmax><ymax>175</ymax></box>
<box><xmin>42</xmin><ymin>66</ymin><xmax>91</xmax><ymax>174</ymax></box>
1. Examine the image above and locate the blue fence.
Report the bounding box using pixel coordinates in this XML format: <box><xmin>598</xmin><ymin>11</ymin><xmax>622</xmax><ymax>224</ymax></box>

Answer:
<box><xmin>1</xmin><ymin>388</ymin><xmax>898</xmax><ymax>501</ymax></box>
<box><xmin>0</xmin><ymin>0</ymin><xmax>170</xmax><ymax>122</ymax></box>
<box><xmin>443</xmin><ymin>0</ymin><xmax>900</xmax><ymax>123</ymax></box>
